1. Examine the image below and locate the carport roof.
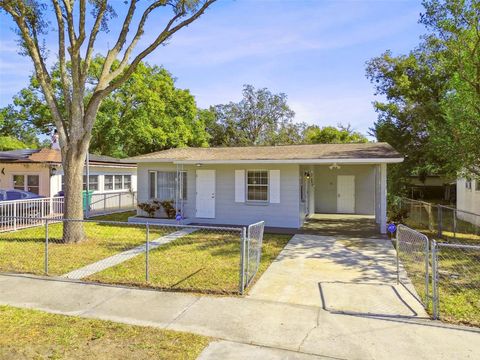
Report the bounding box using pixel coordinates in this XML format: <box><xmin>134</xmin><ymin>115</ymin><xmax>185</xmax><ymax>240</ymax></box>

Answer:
<box><xmin>128</xmin><ymin>142</ymin><xmax>403</xmax><ymax>164</ymax></box>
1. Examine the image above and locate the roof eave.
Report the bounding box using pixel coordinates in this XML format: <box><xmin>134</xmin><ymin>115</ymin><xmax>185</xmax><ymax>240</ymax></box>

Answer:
<box><xmin>131</xmin><ymin>157</ymin><xmax>404</xmax><ymax>164</ymax></box>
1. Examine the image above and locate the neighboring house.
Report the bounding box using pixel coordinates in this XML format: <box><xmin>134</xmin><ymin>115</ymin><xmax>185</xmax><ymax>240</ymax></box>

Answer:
<box><xmin>407</xmin><ymin>174</ymin><xmax>455</xmax><ymax>202</ymax></box>
<box><xmin>456</xmin><ymin>177</ymin><xmax>480</xmax><ymax>225</ymax></box>
<box><xmin>128</xmin><ymin>143</ymin><xmax>403</xmax><ymax>233</ymax></box>
<box><xmin>0</xmin><ymin>148</ymin><xmax>137</xmax><ymax>197</ymax></box>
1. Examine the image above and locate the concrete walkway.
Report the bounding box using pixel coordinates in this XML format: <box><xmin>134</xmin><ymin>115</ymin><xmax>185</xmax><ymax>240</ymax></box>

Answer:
<box><xmin>62</xmin><ymin>228</ymin><xmax>197</xmax><ymax>279</ymax></box>
<box><xmin>248</xmin><ymin>234</ymin><xmax>427</xmax><ymax>318</ymax></box>
<box><xmin>0</xmin><ymin>274</ymin><xmax>478</xmax><ymax>359</ymax></box>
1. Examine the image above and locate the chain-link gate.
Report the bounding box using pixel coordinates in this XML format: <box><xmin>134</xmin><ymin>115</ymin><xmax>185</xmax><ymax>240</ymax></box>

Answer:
<box><xmin>241</xmin><ymin>221</ymin><xmax>265</xmax><ymax>292</ymax></box>
<box><xmin>396</xmin><ymin>224</ymin><xmax>430</xmax><ymax>308</ymax></box>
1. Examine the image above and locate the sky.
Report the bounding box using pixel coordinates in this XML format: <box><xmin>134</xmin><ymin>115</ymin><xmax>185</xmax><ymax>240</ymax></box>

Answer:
<box><xmin>0</xmin><ymin>0</ymin><xmax>426</xmax><ymax>138</ymax></box>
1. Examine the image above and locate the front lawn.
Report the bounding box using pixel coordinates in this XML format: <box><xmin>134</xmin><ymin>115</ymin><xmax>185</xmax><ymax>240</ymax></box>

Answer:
<box><xmin>0</xmin><ymin>211</ymin><xmax>291</xmax><ymax>294</ymax></box>
<box><xmin>0</xmin><ymin>305</ymin><xmax>209</xmax><ymax>360</ymax></box>
<box><xmin>88</xmin><ymin>231</ymin><xmax>291</xmax><ymax>294</ymax></box>
<box><xmin>0</xmin><ymin>216</ymin><xmax>166</xmax><ymax>276</ymax></box>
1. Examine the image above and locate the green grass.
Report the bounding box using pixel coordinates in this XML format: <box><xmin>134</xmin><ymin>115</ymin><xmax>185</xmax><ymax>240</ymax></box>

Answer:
<box><xmin>88</xmin><ymin>232</ymin><xmax>291</xmax><ymax>294</ymax></box>
<box><xmin>0</xmin><ymin>213</ymin><xmax>167</xmax><ymax>276</ymax></box>
<box><xmin>0</xmin><ymin>305</ymin><xmax>209</xmax><ymax>360</ymax></box>
<box><xmin>0</xmin><ymin>211</ymin><xmax>291</xmax><ymax>294</ymax></box>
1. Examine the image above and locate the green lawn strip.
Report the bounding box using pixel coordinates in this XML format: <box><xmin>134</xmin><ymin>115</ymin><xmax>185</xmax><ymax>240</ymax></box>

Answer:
<box><xmin>88</xmin><ymin>233</ymin><xmax>292</xmax><ymax>294</ymax></box>
<box><xmin>88</xmin><ymin>211</ymin><xmax>136</xmax><ymax>222</ymax></box>
<box><xmin>0</xmin><ymin>305</ymin><xmax>209</xmax><ymax>360</ymax></box>
<box><xmin>0</xmin><ymin>219</ymin><xmax>167</xmax><ymax>276</ymax></box>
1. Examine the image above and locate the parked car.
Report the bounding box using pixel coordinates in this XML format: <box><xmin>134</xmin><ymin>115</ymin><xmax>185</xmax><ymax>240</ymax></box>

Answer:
<box><xmin>0</xmin><ymin>190</ymin><xmax>48</xmax><ymax>224</ymax></box>
<box><xmin>0</xmin><ymin>189</ymin><xmax>44</xmax><ymax>201</ymax></box>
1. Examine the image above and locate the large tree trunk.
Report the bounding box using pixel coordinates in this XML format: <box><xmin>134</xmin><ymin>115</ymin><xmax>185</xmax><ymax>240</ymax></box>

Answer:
<box><xmin>62</xmin><ymin>144</ymin><xmax>87</xmax><ymax>243</ymax></box>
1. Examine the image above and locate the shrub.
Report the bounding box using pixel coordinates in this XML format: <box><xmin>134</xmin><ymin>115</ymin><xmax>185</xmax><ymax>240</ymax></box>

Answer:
<box><xmin>160</xmin><ymin>200</ymin><xmax>176</xmax><ymax>219</ymax></box>
<box><xmin>137</xmin><ymin>201</ymin><xmax>161</xmax><ymax>217</ymax></box>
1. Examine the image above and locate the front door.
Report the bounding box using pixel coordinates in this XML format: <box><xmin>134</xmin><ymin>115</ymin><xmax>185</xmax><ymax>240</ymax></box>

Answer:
<box><xmin>196</xmin><ymin>170</ymin><xmax>215</xmax><ymax>218</ymax></box>
<box><xmin>337</xmin><ymin>175</ymin><xmax>355</xmax><ymax>213</ymax></box>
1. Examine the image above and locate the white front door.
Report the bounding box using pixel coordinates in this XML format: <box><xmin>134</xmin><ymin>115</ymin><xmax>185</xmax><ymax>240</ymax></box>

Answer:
<box><xmin>196</xmin><ymin>170</ymin><xmax>215</xmax><ymax>218</ymax></box>
<box><xmin>337</xmin><ymin>175</ymin><xmax>355</xmax><ymax>214</ymax></box>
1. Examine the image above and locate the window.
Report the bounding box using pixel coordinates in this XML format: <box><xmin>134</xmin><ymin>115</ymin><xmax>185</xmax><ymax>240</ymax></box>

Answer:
<box><xmin>104</xmin><ymin>175</ymin><xmax>131</xmax><ymax>191</ymax></box>
<box><xmin>149</xmin><ymin>172</ymin><xmax>157</xmax><ymax>198</ymax></box>
<box><xmin>83</xmin><ymin>175</ymin><xmax>98</xmax><ymax>191</ymax></box>
<box><xmin>466</xmin><ymin>179</ymin><xmax>472</xmax><ymax>190</ymax></box>
<box><xmin>104</xmin><ymin>175</ymin><xmax>113</xmax><ymax>190</ymax></box>
<box><xmin>124</xmin><ymin>175</ymin><xmax>132</xmax><ymax>190</ymax></box>
<box><xmin>114</xmin><ymin>175</ymin><xmax>123</xmax><ymax>190</ymax></box>
<box><xmin>247</xmin><ymin>170</ymin><xmax>268</xmax><ymax>202</ymax></box>
<box><xmin>148</xmin><ymin>171</ymin><xmax>187</xmax><ymax>200</ymax></box>
<box><xmin>476</xmin><ymin>180</ymin><xmax>480</xmax><ymax>192</ymax></box>
<box><xmin>13</xmin><ymin>175</ymin><xmax>25</xmax><ymax>191</ymax></box>
<box><xmin>13</xmin><ymin>174</ymin><xmax>40</xmax><ymax>194</ymax></box>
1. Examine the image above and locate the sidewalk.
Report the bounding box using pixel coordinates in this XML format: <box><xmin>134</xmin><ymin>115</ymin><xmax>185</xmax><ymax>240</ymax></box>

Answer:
<box><xmin>0</xmin><ymin>274</ymin><xmax>478</xmax><ymax>359</ymax></box>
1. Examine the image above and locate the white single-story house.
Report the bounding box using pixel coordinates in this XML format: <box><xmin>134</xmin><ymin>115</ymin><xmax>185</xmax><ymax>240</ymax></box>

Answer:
<box><xmin>0</xmin><ymin>148</ymin><xmax>137</xmax><ymax>197</ymax></box>
<box><xmin>128</xmin><ymin>143</ymin><xmax>403</xmax><ymax>233</ymax></box>
<box><xmin>456</xmin><ymin>177</ymin><xmax>480</xmax><ymax>225</ymax></box>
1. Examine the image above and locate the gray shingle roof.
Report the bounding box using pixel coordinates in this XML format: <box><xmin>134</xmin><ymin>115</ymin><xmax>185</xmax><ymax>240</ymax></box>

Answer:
<box><xmin>128</xmin><ymin>143</ymin><xmax>402</xmax><ymax>162</ymax></box>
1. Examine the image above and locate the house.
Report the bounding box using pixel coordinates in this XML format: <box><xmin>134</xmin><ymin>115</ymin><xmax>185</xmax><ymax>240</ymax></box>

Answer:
<box><xmin>406</xmin><ymin>174</ymin><xmax>455</xmax><ymax>202</ymax></box>
<box><xmin>0</xmin><ymin>148</ymin><xmax>137</xmax><ymax>197</ymax></box>
<box><xmin>456</xmin><ymin>177</ymin><xmax>480</xmax><ymax>225</ymax></box>
<box><xmin>128</xmin><ymin>143</ymin><xmax>403</xmax><ymax>233</ymax></box>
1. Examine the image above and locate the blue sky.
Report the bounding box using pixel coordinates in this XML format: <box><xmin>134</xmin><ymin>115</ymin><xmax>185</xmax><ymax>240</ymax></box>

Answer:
<box><xmin>0</xmin><ymin>0</ymin><xmax>425</xmax><ymax>137</ymax></box>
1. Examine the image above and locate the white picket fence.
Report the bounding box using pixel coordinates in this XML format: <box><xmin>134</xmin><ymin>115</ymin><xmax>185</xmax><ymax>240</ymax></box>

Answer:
<box><xmin>0</xmin><ymin>197</ymin><xmax>64</xmax><ymax>232</ymax></box>
<box><xmin>0</xmin><ymin>191</ymin><xmax>137</xmax><ymax>232</ymax></box>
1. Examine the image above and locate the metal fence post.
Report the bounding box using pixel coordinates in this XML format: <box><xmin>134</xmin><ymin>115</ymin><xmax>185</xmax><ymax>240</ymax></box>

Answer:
<box><xmin>44</xmin><ymin>219</ymin><xmax>49</xmax><ymax>275</ymax></box>
<box><xmin>238</xmin><ymin>227</ymin><xmax>246</xmax><ymax>295</ymax></box>
<box><xmin>396</xmin><ymin>228</ymin><xmax>400</xmax><ymax>285</ymax></box>
<box><xmin>424</xmin><ymin>236</ymin><xmax>429</xmax><ymax>306</ymax></box>
<box><xmin>453</xmin><ymin>209</ymin><xmax>457</xmax><ymax>239</ymax></box>
<box><xmin>437</xmin><ymin>206</ymin><xmax>442</xmax><ymax>238</ymax></box>
<box><xmin>145</xmin><ymin>223</ymin><xmax>150</xmax><ymax>282</ymax></box>
<box><xmin>432</xmin><ymin>240</ymin><xmax>439</xmax><ymax>320</ymax></box>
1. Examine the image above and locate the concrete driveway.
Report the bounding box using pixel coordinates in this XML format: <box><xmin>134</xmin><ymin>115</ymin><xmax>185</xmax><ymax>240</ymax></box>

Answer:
<box><xmin>248</xmin><ymin>234</ymin><xmax>427</xmax><ymax>318</ymax></box>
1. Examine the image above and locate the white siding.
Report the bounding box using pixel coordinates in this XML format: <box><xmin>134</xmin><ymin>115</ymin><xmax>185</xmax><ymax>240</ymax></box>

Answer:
<box><xmin>313</xmin><ymin>164</ymin><xmax>376</xmax><ymax>215</ymax></box>
<box><xmin>136</xmin><ymin>163</ymin><xmax>301</xmax><ymax>228</ymax></box>
<box><xmin>457</xmin><ymin>178</ymin><xmax>480</xmax><ymax>225</ymax></box>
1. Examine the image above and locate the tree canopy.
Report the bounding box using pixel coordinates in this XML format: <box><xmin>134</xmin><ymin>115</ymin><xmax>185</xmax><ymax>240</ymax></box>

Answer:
<box><xmin>0</xmin><ymin>58</ymin><xmax>209</xmax><ymax>158</ymax></box>
<box><xmin>206</xmin><ymin>85</ymin><xmax>301</xmax><ymax>146</ymax></box>
<box><xmin>303</xmin><ymin>124</ymin><xmax>368</xmax><ymax>144</ymax></box>
<box><xmin>366</xmin><ymin>0</ymin><xmax>480</xmax><ymax>194</ymax></box>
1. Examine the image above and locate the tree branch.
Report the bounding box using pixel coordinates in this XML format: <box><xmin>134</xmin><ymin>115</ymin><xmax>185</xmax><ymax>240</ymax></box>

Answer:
<box><xmin>52</xmin><ymin>0</ymin><xmax>71</xmax><ymax>117</ymax></box>
<box><xmin>2</xmin><ymin>1</ymin><xmax>69</xmax><ymax>144</ymax></box>
<box><xmin>82</xmin><ymin>0</ymin><xmax>107</xmax><ymax>80</ymax></box>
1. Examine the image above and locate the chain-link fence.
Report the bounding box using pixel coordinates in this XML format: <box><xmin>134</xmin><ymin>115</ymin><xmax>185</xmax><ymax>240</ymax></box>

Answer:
<box><xmin>432</xmin><ymin>241</ymin><xmax>480</xmax><ymax>326</ymax></box>
<box><xmin>242</xmin><ymin>221</ymin><xmax>265</xmax><ymax>289</ymax></box>
<box><xmin>401</xmin><ymin>198</ymin><xmax>480</xmax><ymax>243</ymax></box>
<box><xmin>396</xmin><ymin>225</ymin><xmax>430</xmax><ymax>308</ymax></box>
<box><xmin>0</xmin><ymin>217</ymin><xmax>264</xmax><ymax>295</ymax></box>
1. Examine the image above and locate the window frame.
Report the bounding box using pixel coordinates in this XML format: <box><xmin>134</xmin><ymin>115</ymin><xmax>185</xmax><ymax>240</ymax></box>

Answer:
<box><xmin>149</xmin><ymin>171</ymin><xmax>157</xmax><ymax>199</ymax></box>
<box><xmin>12</xmin><ymin>174</ymin><xmax>40</xmax><ymax>194</ymax></box>
<box><xmin>246</xmin><ymin>169</ymin><xmax>269</xmax><ymax>203</ymax></box>
<box><xmin>148</xmin><ymin>171</ymin><xmax>187</xmax><ymax>201</ymax></box>
<box><xmin>466</xmin><ymin>179</ymin><xmax>472</xmax><ymax>190</ymax></box>
<box><xmin>83</xmin><ymin>175</ymin><xmax>99</xmax><ymax>191</ymax></box>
